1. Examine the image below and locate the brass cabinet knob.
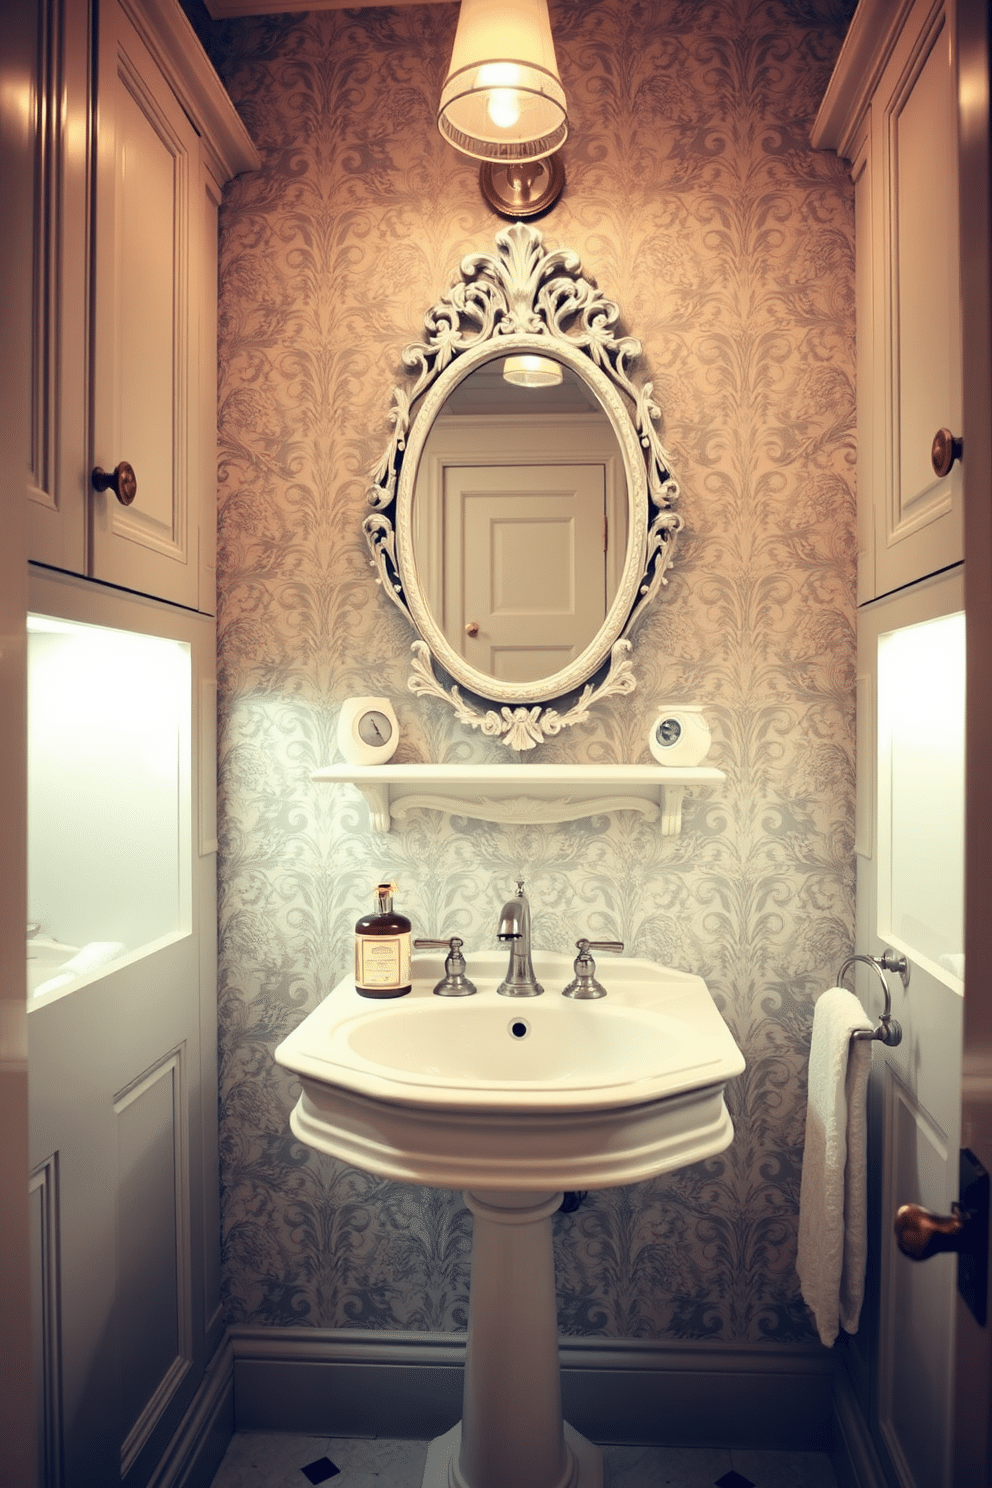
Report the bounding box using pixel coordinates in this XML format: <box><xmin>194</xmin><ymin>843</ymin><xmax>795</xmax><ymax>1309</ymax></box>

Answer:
<box><xmin>92</xmin><ymin>460</ymin><xmax>137</xmax><ymax>506</ymax></box>
<box><xmin>931</xmin><ymin>428</ymin><xmax>963</xmax><ymax>478</ymax></box>
<box><xmin>465</xmin><ymin>621</ymin><xmax>480</xmax><ymax>637</ymax></box>
<box><xmin>895</xmin><ymin>1201</ymin><xmax>968</xmax><ymax>1260</ymax></box>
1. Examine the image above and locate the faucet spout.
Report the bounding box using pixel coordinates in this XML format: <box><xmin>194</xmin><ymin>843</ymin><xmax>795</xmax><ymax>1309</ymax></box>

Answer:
<box><xmin>496</xmin><ymin>881</ymin><xmax>544</xmax><ymax>997</ymax></box>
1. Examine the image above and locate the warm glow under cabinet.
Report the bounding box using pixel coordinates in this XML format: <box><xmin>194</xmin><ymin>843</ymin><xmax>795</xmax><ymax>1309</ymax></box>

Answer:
<box><xmin>311</xmin><ymin>763</ymin><xmax>725</xmax><ymax>837</ymax></box>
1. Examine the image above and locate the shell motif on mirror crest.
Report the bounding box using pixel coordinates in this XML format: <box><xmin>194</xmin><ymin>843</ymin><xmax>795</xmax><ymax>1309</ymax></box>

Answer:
<box><xmin>364</xmin><ymin>222</ymin><xmax>684</xmax><ymax>750</ymax></box>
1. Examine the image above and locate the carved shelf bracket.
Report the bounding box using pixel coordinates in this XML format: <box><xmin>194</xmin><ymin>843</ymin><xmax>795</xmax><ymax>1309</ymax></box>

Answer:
<box><xmin>312</xmin><ymin>763</ymin><xmax>723</xmax><ymax>840</ymax></box>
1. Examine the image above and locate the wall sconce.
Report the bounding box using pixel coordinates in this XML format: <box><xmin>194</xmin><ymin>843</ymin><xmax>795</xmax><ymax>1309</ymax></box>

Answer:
<box><xmin>438</xmin><ymin>0</ymin><xmax>567</xmax><ymax>217</ymax></box>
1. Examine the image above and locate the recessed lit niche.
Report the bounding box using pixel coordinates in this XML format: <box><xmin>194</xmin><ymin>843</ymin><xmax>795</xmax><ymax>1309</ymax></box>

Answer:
<box><xmin>27</xmin><ymin>614</ymin><xmax>192</xmax><ymax>999</ymax></box>
<box><xmin>877</xmin><ymin>609</ymin><xmax>965</xmax><ymax>988</ymax></box>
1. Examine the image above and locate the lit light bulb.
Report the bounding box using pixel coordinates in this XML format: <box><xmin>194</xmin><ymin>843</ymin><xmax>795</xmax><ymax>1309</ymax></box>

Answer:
<box><xmin>487</xmin><ymin>89</ymin><xmax>522</xmax><ymax>129</ymax></box>
<box><xmin>476</xmin><ymin>62</ymin><xmax>523</xmax><ymax>131</ymax></box>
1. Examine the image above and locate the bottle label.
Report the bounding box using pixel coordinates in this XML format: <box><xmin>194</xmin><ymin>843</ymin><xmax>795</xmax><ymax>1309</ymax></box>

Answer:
<box><xmin>355</xmin><ymin>932</ymin><xmax>411</xmax><ymax>989</ymax></box>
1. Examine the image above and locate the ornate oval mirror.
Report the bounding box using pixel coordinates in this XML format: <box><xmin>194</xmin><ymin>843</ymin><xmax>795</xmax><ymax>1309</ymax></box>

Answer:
<box><xmin>364</xmin><ymin>224</ymin><xmax>683</xmax><ymax>750</ymax></box>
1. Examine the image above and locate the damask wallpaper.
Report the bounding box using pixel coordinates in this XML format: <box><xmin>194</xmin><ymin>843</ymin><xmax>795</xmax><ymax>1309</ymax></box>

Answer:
<box><xmin>206</xmin><ymin>0</ymin><xmax>857</xmax><ymax>1345</ymax></box>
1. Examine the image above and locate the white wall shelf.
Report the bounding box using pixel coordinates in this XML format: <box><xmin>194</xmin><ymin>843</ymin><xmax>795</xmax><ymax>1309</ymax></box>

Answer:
<box><xmin>311</xmin><ymin>763</ymin><xmax>725</xmax><ymax>837</ymax></box>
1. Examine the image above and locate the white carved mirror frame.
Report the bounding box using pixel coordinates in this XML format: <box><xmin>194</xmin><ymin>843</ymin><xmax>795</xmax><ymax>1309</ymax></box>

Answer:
<box><xmin>363</xmin><ymin>222</ymin><xmax>684</xmax><ymax>751</ymax></box>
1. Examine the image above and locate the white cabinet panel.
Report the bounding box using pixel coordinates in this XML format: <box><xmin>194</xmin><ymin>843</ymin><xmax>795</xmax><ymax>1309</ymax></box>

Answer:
<box><xmin>29</xmin><ymin>1156</ymin><xmax>61</xmax><ymax>1488</ymax></box>
<box><xmin>27</xmin><ymin>0</ymin><xmax>256</xmax><ymax>615</ymax></box>
<box><xmin>880</xmin><ymin>8</ymin><xmax>963</xmax><ymax>592</ymax></box>
<box><xmin>115</xmin><ymin>1049</ymin><xmax>190</xmax><ymax>1474</ymax></box>
<box><xmin>26</xmin><ymin>569</ymin><xmax>215</xmax><ymax>1488</ymax></box>
<box><xmin>92</xmin><ymin>0</ymin><xmax>199</xmax><ymax>607</ymax></box>
<box><xmin>881</xmin><ymin>1066</ymin><xmax>958</xmax><ymax>1488</ymax></box>
<box><xmin>26</xmin><ymin>0</ymin><xmax>90</xmax><ymax>575</ymax></box>
<box><xmin>853</xmin><ymin>131</ymin><xmax>876</xmax><ymax>607</ymax></box>
<box><xmin>195</xmin><ymin>168</ymin><xmax>222</xmax><ymax>616</ymax></box>
<box><xmin>857</xmin><ymin>566</ymin><xmax>965</xmax><ymax>1488</ymax></box>
<box><xmin>819</xmin><ymin>0</ymin><xmax>964</xmax><ymax>602</ymax></box>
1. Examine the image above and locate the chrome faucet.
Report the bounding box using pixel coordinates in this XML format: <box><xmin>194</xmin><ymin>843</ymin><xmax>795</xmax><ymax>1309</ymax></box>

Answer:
<box><xmin>496</xmin><ymin>881</ymin><xmax>544</xmax><ymax>997</ymax></box>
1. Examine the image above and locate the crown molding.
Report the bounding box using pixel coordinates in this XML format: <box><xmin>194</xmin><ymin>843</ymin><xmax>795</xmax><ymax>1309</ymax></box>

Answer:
<box><xmin>811</xmin><ymin>0</ymin><xmax>918</xmax><ymax>157</ymax></box>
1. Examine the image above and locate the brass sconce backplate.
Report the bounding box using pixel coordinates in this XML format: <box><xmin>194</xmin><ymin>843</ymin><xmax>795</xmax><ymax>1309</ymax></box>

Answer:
<box><xmin>480</xmin><ymin>152</ymin><xmax>565</xmax><ymax>219</ymax></box>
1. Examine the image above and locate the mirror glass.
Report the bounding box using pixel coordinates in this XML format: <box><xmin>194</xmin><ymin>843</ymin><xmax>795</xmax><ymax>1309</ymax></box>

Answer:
<box><xmin>409</xmin><ymin>357</ymin><xmax>629</xmax><ymax>689</ymax></box>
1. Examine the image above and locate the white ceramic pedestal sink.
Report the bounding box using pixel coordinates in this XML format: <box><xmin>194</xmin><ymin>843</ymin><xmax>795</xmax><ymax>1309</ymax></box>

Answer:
<box><xmin>275</xmin><ymin>951</ymin><xmax>744</xmax><ymax>1488</ymax></box>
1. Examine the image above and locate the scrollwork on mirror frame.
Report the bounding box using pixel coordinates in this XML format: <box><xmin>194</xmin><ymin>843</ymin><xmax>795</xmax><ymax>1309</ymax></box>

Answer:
<box><xmin>407</xmin><ymin>638</ymin><xmax>638</xmax><ymax>752</ymax></box>
<box><xmin>363</xmin><ymin>221</ymin><xmax>684</xmax><ymax>749</ymax></box>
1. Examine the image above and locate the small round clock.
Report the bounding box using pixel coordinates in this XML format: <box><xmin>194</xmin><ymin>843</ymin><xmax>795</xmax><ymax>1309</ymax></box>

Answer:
<box><xmin>649</xmin><ymin>706</ymin><xmax>712</xmax><ymax>767</ymax></box>
<box><xmin>337</xmin><ymin>697</ymin><xmax>400</xmax><ymax>766</ymax></box>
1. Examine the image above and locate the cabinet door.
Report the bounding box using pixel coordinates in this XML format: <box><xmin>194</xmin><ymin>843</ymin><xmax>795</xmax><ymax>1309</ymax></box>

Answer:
<box><xmin>193</xmin><ymin>159</ymin><xmax>222</xmax><ymax>618</ymax></box>
<box><xmin>91</xmin><ymin>0</ymin><xmax>202</xmax><ymax>610</ymax></box>
<box><xmin>26</xmin><ymin>0</ymin><xmax>90</xmax><ymax>576</ymax></box>
<box><xmin>869</xmin><ymin>0</ymin><xmax>963</xmax><ymax>598</ymax></box>
<box><xmin>857</xmin><ymin>567</ymin><xmax>965</xmax><ymax>1488</ymax></box>
<box><xmin>27</xmin><ymin>569</ymin><xmax>217</xmax><ymax>1488</ymax></box>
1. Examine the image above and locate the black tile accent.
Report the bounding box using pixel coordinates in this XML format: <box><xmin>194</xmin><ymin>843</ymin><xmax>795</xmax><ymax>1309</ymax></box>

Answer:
<box><xmin>715</xmin><ymin>1473</ymin><xmax>756</xmax><ymax>1488</ymax></box>
<box><xmin>301</xmin><ymin>1459</ymin><xmax>341</xmax><ymax>1485</ymax></box>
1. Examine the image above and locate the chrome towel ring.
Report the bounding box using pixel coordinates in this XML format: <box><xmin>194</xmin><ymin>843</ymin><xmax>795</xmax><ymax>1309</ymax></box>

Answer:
<box><xmin>837</xmin><ymin>950</ymin><xmax>907</xmax><ymax>1047</ymax></box>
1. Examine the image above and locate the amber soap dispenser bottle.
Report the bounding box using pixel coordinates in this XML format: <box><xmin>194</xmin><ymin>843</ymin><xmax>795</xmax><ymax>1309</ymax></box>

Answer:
<box><xmin>355</xmin><ymin>882</ymin><xmax>412</xmax><ymax>998</ymax></box>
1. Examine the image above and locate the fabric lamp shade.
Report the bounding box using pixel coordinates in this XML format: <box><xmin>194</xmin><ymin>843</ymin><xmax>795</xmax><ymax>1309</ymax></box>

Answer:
<box><xmin>438</xmin><ymin>0</ymin><xmax>567</xmax><ymax>162</ymax></box>
<box><xmin>502</xmin><ymin>355</ymin><xmax>563</xmax><ymax>388</ymax></box>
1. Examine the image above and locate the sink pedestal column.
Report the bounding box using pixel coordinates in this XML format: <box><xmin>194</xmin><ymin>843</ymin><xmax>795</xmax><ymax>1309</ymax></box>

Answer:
<box><xmin>422</xmin><ymin>1189</ymin><xmax>602</xmax><ymax>1488</ymax></box>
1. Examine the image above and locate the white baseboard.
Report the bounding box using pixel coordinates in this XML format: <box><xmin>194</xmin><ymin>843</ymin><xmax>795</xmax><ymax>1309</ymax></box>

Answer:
<box><xmin>830</xmin><ymin>1358</ymin><xmax>890</xmax><ymax>1488</ymax></box>
<box><xmin>145</xmin><ymin>1336</ymin><xmax>234</xmax><ymax>1488</ymax></box>
<box><xmin>135</xmin><ymin>1323</ymin><xmax>895</xmax><ymax>1479</ymax></box>
<box><xmin>228</xmin><ymin>1328</ymin><xmax>835</xmax><ymax>1451</ymax></box>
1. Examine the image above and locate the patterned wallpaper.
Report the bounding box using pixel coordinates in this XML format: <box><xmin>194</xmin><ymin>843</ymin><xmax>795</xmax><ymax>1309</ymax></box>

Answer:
<box><xmin>206</xmin><ymin>0</ymin><xmax>857</xmax><ymax>1344</ymax></box>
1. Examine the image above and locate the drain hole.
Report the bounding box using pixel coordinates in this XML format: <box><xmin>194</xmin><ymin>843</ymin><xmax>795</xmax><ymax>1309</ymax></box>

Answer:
<box><xmin>509</xmin><ymin>1019</ymin><xmax>530</xmax><ymax>1039</ymax></box>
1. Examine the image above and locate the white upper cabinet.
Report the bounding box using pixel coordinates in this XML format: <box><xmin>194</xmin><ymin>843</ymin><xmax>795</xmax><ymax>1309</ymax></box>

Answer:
<box><xmin>93</xmin><ymin>0</ymin><xmax>258</xmax><ymax>613</ymax></box>
<box><xmin>813</xmin><ymin>0</ymin><xmax>964</xmax><ymax>602</ymax></box>
<box><xmin>28</xmin><ymin>0</ymin><xmax>258</xmax><ymax>613</ymax></box>
<box><xmin>92</xmin><ymin>1</ymin><xmax>203</xmax><ymax>607</ymax></box>
<box><xmin>26</xmin><ymin>0</ymin><xmax>91</xmax><ymax>575</ymax></box>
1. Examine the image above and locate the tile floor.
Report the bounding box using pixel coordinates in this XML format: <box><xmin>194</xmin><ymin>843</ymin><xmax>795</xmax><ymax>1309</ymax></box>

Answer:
<box><xmin>209</xmin><ymin>1432</ymin><xmax>839</xmax><ymax>1488</ymax></box>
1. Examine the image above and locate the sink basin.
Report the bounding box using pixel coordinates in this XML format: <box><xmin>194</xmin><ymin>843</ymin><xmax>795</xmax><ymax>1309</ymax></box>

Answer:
<box><xmin>275</xmin><ymin>952</ymin><xmax>744</xmax><ymax>1191</ymax></box>
<box><xmin>343</xmin><ymin>998</ymin><xmax>689</xmax><ymax>1090</ymax></box>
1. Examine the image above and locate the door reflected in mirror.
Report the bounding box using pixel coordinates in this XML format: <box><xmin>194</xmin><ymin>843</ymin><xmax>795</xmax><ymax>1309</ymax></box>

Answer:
<box><xmin>411</xmin><ymin>358</ymin><xmax>629</xmax><ymax>689</ymax></box>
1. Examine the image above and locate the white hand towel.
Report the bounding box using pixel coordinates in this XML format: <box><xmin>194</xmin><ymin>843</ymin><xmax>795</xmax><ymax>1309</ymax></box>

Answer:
<box><xmin>60</xmin><ymin>940</ymin><xmax>126</xmax><ymax>975</ymax></box>
<box><xmin>796</xmin><ymin>986</ymin><xmax>873</xmax><ymax>1347</ymax></box>
<box><xmin>33</xmin><ymin>940</ymin><xmax>126</xmax><ymax>998</ymax></box>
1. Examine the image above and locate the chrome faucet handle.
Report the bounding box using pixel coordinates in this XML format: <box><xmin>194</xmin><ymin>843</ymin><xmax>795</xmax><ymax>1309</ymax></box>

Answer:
<box><xmin>414</xmin><ymin>936</ymin><xmax>478</xmax><ymax>997</ymax></box>
<box><xmin>562</xmin><ymin>938</ymin><xmax>624</xmax><ymax>1000</ymax></box>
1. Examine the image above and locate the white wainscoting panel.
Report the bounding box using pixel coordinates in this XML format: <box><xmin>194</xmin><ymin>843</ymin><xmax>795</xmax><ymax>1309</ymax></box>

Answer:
<box><xmin>115</xmin><ymin>1046</ymin><xmax>193</xmax><ymax>1475</ymax></box>
<box><xmin>30</xmin><ymin>1153</ymin><xmax>63</xmax><ymax>1488</ymax></box>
